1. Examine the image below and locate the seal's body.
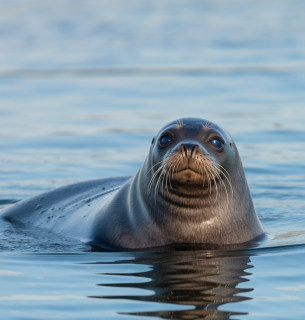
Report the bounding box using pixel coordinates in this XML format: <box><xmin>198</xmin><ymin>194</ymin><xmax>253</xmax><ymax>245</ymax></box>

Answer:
<box><xmin>1</xmin><ymin>118</ymin><xmax>265</xmax><ymax>249</ymax></box>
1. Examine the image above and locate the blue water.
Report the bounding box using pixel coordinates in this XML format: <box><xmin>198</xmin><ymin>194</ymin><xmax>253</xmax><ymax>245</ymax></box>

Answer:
<box><xmin>1</xmin><ymin>0</ymin><xmax>305</xmax><ymax>319</ymax></box>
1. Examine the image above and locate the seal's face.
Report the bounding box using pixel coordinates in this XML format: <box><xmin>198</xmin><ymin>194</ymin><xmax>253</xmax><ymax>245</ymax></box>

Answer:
<box><xmin>149</xmin><ymin>118</ymin><xmax>234</xmax><ymax>201</ymax></box>
<box><xmin>96</xmin><ymin>117</ymin><xmax>264</xmax><ymax>248</ymax></box>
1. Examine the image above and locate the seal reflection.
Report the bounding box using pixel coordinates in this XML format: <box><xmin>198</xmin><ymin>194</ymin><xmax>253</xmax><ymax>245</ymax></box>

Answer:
<box><xmin>89</xmin><ymin>250</ymin><xmax>254</xmax><ymax>320</ymax></box>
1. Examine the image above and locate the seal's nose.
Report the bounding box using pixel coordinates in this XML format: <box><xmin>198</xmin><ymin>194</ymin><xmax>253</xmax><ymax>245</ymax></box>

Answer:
<box><xmin>180</xmin><ymin>143</ymin><xmax>199</xmax><ymax>158</ymax></box>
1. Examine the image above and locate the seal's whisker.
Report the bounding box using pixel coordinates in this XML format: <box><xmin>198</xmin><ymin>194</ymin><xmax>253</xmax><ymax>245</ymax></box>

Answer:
<box><xmin>176</xmin><ymin>116</ymin><xmax>184</xmax><ymax>127</ymax></box>
<box><xmin>216</xmin><ymin>171</ymin><xmax>229</xmax><ymax>210</ymax></box>
<box><xmin>172</xmin><ymin>156</ymin><xmax>182</xmax><ymax>178</ymax></box>
<box><xmin>148</xmin><ymin>165</ymin><xmax>165</xmax><ymax>194</ymax></box>
<box><xmin>153</xmin><ymin>172</ymin><xmax>162</xmax><ymax>202</ymax></box>
<box><xmin>149</xmin><ymin>154</ymin><xmax>181</xmax><ymax>201</ymax></box>
<box><xmin>205</xmin><ymin>166</ymin><xmax>215</xmax><ymax>197</ymax></box>
<box><xmin>160</xmin><ymin>168</ymin><xmax>166</xmax><ymax>195</ymax></box>
<box><xmin>165</xmin><ymin>165</ymin><xmax>173</xmax><ymax>191</ymax></box>
<box><xmin>163</xmin><ymin>160</ymin><xmax>172</xmax><ymax>191</ymax></box>
<box><xmin>169</xmin><ymin>155</ymin><xmax>179</xmax><ymax>183</ymax></box>
<box><xmin>213</xmin><ymin>165</ymin><xmax>230</xmax><ymax>192</ymax></box>
<box><xmin>196</xmin><ymin>153</ymin><xmax>231</xmax><ymax>205</ymax></box>
<box><xmin>213</xmin><ymin>162</ymin><xmax>234</xmax><ymax>196</ymax></box>
<box><xmin>167</xmin><ymin>155</ymin><xmax>182</xmax><ymax>192</ymax></box>
<box><xmin>148</xmin><ymin>160</ymin><xmax>165</xmax><ymax>173</ymax></box>
<box><xmin>165</xmin><ymin>158</ymin><xmax>178</xmax><ymax>191</ymax></box>
<box><xmin>202</xmin><ymin>158</ymin><xmax>213</xmax><ymax>196</ymax></box>
<box><xmin>156</xmin><ymin>164</ymin><xmax>168</xmax><ymax>195</ymax></box>
<box><xmin>198</xmin><ymin>163</ymin><xmax>205</xmax><ymax>187</ymax></box>
<box><xmin>202</xmin><ymin>158</ymin><xmax>210</xmax><ymax>187</ymax></box>
<box><xmin>202</xmin><ymin>165</ymin><xmax>212</xmax><ymax>196</ymax></box>
<box><xmin>149</xmin><ymin>161</ymin><xmax>166</xmax><ymax>180</ymax></box>
<box><xmin>163</xmin><ymin>167</ymin><xmax>169</xmax><ymax>192</ymax></box>
<box><xmin>201</xmin><ymin>163</ymin><xmax>209</xmax><ymax>190</ymax></box>
<box><xmin>213</xmin><ymin>162</ymin><xmax>232</xmax><ymax>183</ymax></box>
<box><xmin>211</xmin><ymin>162</ymin><xmax>230</xmax><ymax>177</ymax></box>
<box><xmin>210</xmin><ymin>166</ymin><xmax>218</xmax><ymax>201</ymax></box>
<box><xmin>202</xmin><ymin>120</ymin><xmax>212</xmax><ymax>130</ymax></box>
<box><xmin>161</xmin><ymin>162</ymin><xmax>171</xmax><ymax>193</ymax></box>
<box><xmin>155</xmin><ymin>168</ymin><xmax>167</xmax><ymax>203</ymax></box>
<box><xmin>212</xmin><ymin>164</ymin><xmax>229</xmax><ymax>205</ymax></box>
<box><xmin>148</xmin><ymin>165</ymin><xmax>163</xmax><ymax>192</ymax></box>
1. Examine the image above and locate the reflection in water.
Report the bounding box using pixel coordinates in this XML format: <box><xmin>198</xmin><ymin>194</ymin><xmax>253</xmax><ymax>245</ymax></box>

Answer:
<box><xmin>89</xmin><ymin>251</ymin><xmax>254</xmax><ymax>320</ymax></box>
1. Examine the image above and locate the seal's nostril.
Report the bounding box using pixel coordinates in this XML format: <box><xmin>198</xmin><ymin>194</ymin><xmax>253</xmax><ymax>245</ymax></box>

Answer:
<box><xmin>181</xmin><ymin>143</ymin><xmax>199</xmax><ymax>158</ymax></box>
<box><xmin>183</xmin><ymin>145</ymin><xmax>187</xmax><ymax>155</ymax></box>
<box><xmin>179</xmin><ymin>144</ymin><xmax>186</xmax><ymax>156</ymax></box>
<box><xmin>191</xmin><ymin>145</ymin><xmax>198</xmax><ymax>157</ymax></box>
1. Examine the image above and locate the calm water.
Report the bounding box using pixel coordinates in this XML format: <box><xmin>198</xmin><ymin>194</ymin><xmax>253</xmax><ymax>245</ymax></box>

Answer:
<box><xmin>1</xmin><ymin>1</ymin><xmax>305</xmax><ymax>319</ymax></box>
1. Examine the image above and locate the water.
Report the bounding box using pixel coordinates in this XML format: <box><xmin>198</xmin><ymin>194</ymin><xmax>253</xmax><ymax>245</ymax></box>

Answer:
<box><xmin>0</xmin><ymin>247</ymin><xmax>305</xmax><ymax>319</ymax></box>
<box><xmin>1</xmin><ymin>0</ymin><xmax>305</xmax><ymax>319</ymax></box>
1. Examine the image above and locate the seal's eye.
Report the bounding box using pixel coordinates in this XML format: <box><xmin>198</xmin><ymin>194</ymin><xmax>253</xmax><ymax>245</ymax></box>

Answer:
<box><xmin>160</xmin><ymin>135</ymin><xmax>173</xmax><ymax>145</ymax></box>
<box><xmin>209</xmin><ymin>138</ymin><xmax>223</xmax><ymax>149</ymax></box>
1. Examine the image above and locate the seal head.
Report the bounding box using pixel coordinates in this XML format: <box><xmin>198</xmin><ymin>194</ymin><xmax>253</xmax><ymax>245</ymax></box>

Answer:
<box><xmin>92</xmin><ymin>118</ymin><xmax>264</xmax><ymax>249</ymax></box>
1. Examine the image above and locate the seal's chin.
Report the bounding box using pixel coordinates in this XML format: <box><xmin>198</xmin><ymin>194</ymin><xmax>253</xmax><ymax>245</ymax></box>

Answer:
<box><xmin>172</xmin><ymin>169</ymin><xmax>204</xmax><ymax>185</ymax></box>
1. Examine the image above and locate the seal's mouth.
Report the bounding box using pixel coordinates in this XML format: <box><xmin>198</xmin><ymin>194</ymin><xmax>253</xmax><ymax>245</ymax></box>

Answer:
<box><xmin>172</xmin><ymin>155</ymin><xmax>218</xmax><ymax>184</ymax></box>
<box><xmin>173</xmin><ymin>168</ymin><xmax>203</xmax><ymax>185</ymax></box>
<box><xmin>175</xmin><ymin>168</ymin><xmax>199</xmax><ymax>174</ymax></box>
<box><xmin>174</xmin><ymin>168</ymin><xmax>202</xmax><ymax>178</ymax></box>
<box><xmin>175</xmin><ymin>162</ymin><xmax>204</xmax><ymax>176</ymax></box>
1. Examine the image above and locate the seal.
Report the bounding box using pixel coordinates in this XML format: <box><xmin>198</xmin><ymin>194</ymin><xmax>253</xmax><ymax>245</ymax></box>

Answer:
<box><xmin>0</xmin><ymin>118</ymin><xmax>265</xmax><ymax>250</ymax></box>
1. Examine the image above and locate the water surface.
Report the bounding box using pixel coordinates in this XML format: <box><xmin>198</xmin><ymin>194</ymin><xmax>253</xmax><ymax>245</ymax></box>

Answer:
<box><xmin>1</xmin><ymin>0</ymin><xmax>305</xmax><ymax>319</ymax></box>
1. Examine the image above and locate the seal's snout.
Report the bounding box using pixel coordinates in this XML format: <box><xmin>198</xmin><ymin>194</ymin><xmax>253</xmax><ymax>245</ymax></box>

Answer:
<box><xmin>180</xmin><ymin>143</ymin><xmax>199</xmax><ymax>158</ymax></box>
<box><xmin>166</xmin><ymin>142</ymin><xmax>213</xmax><ymax>185</ymax></box>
